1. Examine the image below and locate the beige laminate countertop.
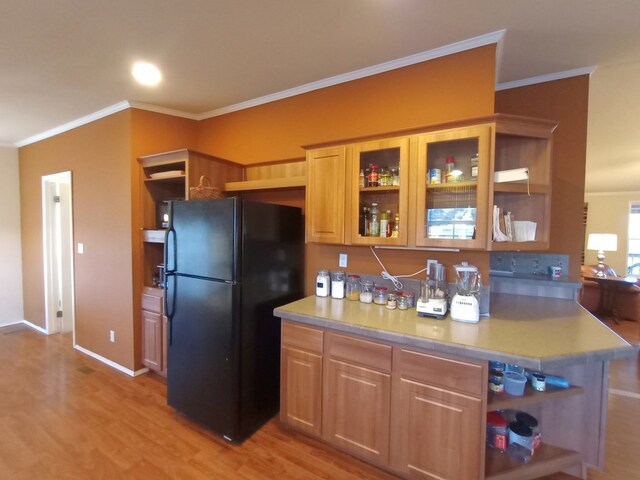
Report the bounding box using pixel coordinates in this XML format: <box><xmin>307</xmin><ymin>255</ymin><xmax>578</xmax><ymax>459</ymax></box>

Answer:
<box><xmin>274</xmin><ymin>293</ymin><xmax>634</xmax><ymax>369</ymax></box>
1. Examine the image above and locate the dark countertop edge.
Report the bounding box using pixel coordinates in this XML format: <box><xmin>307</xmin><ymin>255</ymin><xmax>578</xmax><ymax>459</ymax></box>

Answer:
<box><xmin>273</xmin><ymin>307</ymin><xmax>636</xmax><ymax>370</ymax></box>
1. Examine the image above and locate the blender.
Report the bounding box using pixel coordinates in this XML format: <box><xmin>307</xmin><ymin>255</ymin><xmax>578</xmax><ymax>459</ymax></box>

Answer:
<box><xmin>450</xmin><ymin>262</ymin><xmax>480</xmax><ymax>323</ymax></box>
<box><xmin>416</xmin><ymin>263</ymin><xmax>448</xmax><ymax>319</ymax></box>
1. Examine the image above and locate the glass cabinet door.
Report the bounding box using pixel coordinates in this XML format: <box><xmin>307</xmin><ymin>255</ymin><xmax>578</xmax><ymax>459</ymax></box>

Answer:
<box><xmin>415</xmin><ymin>126</ymin><xmax>491</xmax><ymax>249</ymax></box>
<box><xmin>348</xmin><ymin>137</ymin><xmax>409</xmax><ymax>245</ymax></box>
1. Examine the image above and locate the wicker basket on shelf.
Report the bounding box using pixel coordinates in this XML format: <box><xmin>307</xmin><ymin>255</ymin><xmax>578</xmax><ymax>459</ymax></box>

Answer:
<box><xmin>189</xmin><ymin>176</ymin><xmax>224</xmax><ymax>200</ymax></box>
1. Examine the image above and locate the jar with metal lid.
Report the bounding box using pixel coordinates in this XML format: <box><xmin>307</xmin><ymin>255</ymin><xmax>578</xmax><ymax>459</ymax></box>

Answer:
<box><xmin>316</xmin><ymin>270</ymin><xmax>330</xmax><ymax>297</ymax></box>
<box><xmin>489</xmin><ymin>370</ymin><xmax>504</xmax><ymax>394</ymax></box>
<box><xmin>397</xmin><ymin>294</ymin><xmax>408</xmax><ymax>310</ymax></box>
<box><xmin>346</xmin><ymin>275</ymin><xmax>361</xmax><ymax>301</ymax></box>
<box><xmin>391</xmin><ymin>167</ymin><xmax>400</xmax><ymax>186</ymax></box>
<box><xmin>360</xmin><ymin>280</ymin><xmax>374</xmax><ymax>303</ymax></box>
<box><xmin>330</xmin><ymin>271</ymin><xmax>345</xmax><ymax>299</ymax></box>
<box><xmin>386</xmin><ymin>293</ymin><xmax>397</xmax><ymax>310</ymax></box>
<box><xmin>373</xmin><ymin>286</ymin><xmax>388</xmax><ymax>305</ymax></box>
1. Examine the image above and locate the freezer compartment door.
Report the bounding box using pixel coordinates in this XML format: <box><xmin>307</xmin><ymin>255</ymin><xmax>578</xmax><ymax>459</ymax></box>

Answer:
<box><xmin>167</xmin><ymin>198</ymin><xmax>238</xmax><ymax>281</ymax></box>
<box><xmin>167</xmin><ymin>275</ymin><xmax>239</xmax><ymax>439</ymax></box>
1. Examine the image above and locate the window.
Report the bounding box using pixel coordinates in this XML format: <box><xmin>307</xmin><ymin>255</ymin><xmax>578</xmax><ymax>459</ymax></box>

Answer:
<box><xmin>628</xmin><ymin>201</ymin><xmax>640</xmax><ymax>274</ymax></box>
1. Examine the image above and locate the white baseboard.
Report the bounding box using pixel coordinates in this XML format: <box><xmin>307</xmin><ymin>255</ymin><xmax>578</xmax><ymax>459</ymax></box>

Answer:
<box><xmin>74</xmin><ymin>344</ymin><xmax>148</xmax><ymax>377</ymax></box>
<box><xmin>22</xmin><ymin>319</ymin><xmax>49</xmax><ymax>334</ymax></box>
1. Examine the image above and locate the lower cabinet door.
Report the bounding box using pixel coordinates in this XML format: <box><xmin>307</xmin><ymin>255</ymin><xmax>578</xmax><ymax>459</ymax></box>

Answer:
<box><xmin>323</xmin><ymin>359</ymin><xmax>391</xmax><ymax>465</ymax></box>
<box><xmin>390</xmin><ymin>378</ymin><xmax>483</xmax><ymax>480</ymax></box>
<box><xmin>280</xmin><ymin>347</ymin><xmax>323</xmax><ymax>436</ymax></box>
<box><xmin>142</xmin><ymin>309</ymin><xmax>163</xmax><ymax>371</ymax></box>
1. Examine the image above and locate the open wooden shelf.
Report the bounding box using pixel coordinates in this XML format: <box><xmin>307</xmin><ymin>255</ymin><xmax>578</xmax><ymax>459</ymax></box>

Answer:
<box><xmin>485</xmin><ymin>443</ymin><xmax>582</xmax><ymax>480</ymax></box>
<box><xmin>493</xmin><ymin>183</ymin><xmax>549</xmax><ymax>194</ymax></box>
<box><xmin>224</xmin><ymin>175</ymin><xmax>306</xmax><ymax>192</ymax></box>
<box><xmin>488</xmin><ymin>384</ymin><xmax>583</xmax><ymax>411</ymax></box>
<box><xmin>142</xmin><ymin>229</ymin><xmax>166</xmax><ymax>244</ymax></box>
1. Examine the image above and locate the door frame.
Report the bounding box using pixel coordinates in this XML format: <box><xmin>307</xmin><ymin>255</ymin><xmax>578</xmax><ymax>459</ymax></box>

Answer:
<box><xmin>41</xmin><ymin>171</ymin><xmax>76</xmax><ymax>342</ymax></box>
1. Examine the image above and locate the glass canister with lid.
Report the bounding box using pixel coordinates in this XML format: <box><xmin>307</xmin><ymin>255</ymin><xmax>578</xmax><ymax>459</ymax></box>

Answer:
<box><xmin>360</xmin><ymin>280</ymin><xmax>374</xmax><ymax>303</ymax></box>
<box><xmin>316</xmin><ymin>270</ymin><xmax>330</xmax><ymax>297</ymax></box>
<box><xmin>346</xmin><ymin>275</ymin><xmax>361</xmax><ymax>301</ymax></box>
<box><xmin>330</xmin><ymin>271</ymin><xmax>346</xmax><ymax>299</ymax></box>
<box><xmin>373</xmin><ymin>286</ymin><xmax>388</xmax><ymax>305</ymax></box>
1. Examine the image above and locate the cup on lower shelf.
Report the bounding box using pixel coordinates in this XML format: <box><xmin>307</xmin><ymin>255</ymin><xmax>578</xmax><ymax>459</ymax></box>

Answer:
<box><xmin>503</xmin><ymin>372</ymin><xmax>527</xmax><ymax>396</ymax></box>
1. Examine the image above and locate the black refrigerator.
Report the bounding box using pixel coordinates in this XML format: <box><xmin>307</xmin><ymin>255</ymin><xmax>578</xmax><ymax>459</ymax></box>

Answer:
<box><xmin>164</xmin><ymin>197</ymin><xmax>303</xmax><ymax>442</ymax></box>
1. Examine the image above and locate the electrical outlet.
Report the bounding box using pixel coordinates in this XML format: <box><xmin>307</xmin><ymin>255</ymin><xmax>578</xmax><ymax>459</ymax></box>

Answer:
<box><xmin>339</xmin><ymin>253</ymin><xmax>348</xmax><ymax>268</ymax></box>
<box><xmin>109</xmin><ymin>330</ymin><xmax>115</xmax><ymax>343</ymax></box>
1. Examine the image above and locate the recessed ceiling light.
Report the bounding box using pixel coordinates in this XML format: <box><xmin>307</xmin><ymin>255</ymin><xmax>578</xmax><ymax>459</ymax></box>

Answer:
<box><xmin>132</xmin><ymin>62</ymin><xmax>161</xmax><ymax>86</ymax></box>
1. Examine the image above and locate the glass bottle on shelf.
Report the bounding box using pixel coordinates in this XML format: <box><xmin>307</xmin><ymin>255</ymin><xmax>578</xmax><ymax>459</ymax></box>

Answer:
<box><xmin>380</xmin><ymin>210</ymin><xmax>388</xmax><ymax>238</ymax></box>
<box><xmin>369</xmin><ymin>203</ymin><xmax>380</xmax><ymax>236</ymax></box>
<box><xmin>359</xmin><ymin>169</ymin><xmax>365</xmax><ymax>187</ymax></box>
<box><xmin>368</xmin><ymin>164</ymin><xmax>379</xmax><ymax>187</ymax></box>
<box><xmin>391</xmin><ymin>167</ymin><xmax>400</xmax><ymax>186</ymax></box>
<box><xmin>391</xmin><ymin>213</ymin><xmax>400</xmax><ymax>238</ymax></box>
<box><xmin>364</xmin><ymin>166</ymin><xmax>371</xmax><ymax>187</ymax></box>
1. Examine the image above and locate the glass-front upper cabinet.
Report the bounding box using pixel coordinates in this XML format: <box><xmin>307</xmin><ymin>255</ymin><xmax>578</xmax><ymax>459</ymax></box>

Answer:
<box><xmin>415</xmin><ymin>126</ymin><xmax>491</xmax><ymax>249</ymax></box>
<box><xmin>347</xmin><ymin>137</ymin><xmax>410</xmax><ymax>245</ymax></box>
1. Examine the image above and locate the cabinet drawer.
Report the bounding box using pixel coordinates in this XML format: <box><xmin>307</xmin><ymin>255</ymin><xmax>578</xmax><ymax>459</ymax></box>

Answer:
<box><xmin>395</xmin><ymin>347</ymin><xmax>485</xmax><ymax>397</ymax></box>
<box><xmin>141</xmin><ymin>292</ymin><xmax>163</xmax><ymax>314</ymax></box>
<box><xmin>282</xmin><ymin>321</ymin><xmax>324</xmax><ymax>354</ymax></box>
<box><xmin>327</xmin><ymin>332</ymin><xmax>392</xmax><ymax>373</ymax></box>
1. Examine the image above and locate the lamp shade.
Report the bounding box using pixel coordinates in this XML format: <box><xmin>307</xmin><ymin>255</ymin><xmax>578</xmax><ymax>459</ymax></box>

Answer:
<box><xmin>587</xmin><ymin>233</ymin><xmax>618</xmax><ymax>252</ymax></box>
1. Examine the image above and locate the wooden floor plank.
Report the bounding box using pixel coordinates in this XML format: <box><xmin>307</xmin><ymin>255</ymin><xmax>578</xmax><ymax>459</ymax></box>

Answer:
<box><xmin>1</xmin><ymin>323</ymin><xmax>638</xmax><ymax>480</ymax></box>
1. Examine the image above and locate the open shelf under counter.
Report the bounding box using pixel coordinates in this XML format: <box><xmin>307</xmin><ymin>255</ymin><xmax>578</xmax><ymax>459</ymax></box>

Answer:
<box><xmin>485</xmin><ymin>443</ymin><xmax>582</xmax><ymax>480</ymax></box>
<box><xmin>224</xmin><ymin>175</ymin><xmax>306</xmax><ymax>192</ymax></box>
<box><xmin>488</xmin><ymin>384</ymin><xmax>584</xmax><ymax>411</ymax></box>
<box><xmin>142</xmin><ymin>229</ymin><xmax>166</xmax><ymax>243</ymax></box>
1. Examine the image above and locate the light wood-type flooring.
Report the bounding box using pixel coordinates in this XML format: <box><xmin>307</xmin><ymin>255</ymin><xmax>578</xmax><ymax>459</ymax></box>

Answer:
<box><xmin>1</xmin><ymin>320</ymin><xmax>638</xmax><ymax>480</ymax></box>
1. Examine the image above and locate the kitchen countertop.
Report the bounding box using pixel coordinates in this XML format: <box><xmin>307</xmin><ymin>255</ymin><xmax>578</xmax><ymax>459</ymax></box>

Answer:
<box><xmin>274</xmin><ymin>294</ymin><xmax>634</xmax><ymax>370</ymax></box>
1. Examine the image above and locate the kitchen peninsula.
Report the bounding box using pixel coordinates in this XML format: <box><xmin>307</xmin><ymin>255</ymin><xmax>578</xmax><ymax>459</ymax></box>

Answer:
<box><xmin>274</xmin><ymin>294</ymin><xmax>632</xmax><ymax>480</ymax></box>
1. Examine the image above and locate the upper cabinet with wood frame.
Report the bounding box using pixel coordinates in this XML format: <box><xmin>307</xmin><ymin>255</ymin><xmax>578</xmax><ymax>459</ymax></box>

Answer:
<box><xmin>347</xmin><ymin>137</ymin><xmax>410</xmax><ymax>246</ymax></box>
<box><xmin>305</xmin><ymin>147</ymin><xmax>347</xmax><ymax>244</ymax></box>
<box><xmin>304</xmin><ymin>114</ymin><xmax>556</xmax><ymax>251</ymax></box>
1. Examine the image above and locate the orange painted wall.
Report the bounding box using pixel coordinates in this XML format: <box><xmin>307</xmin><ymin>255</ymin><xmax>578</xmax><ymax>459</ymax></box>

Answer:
<box><xmin>20</xmin><ymin>111</ymin><xmax>134</xmax><ymax>367</ymax></box>
<box><xmin>496</xmin><ymin>76</ymin><xmax>590</xmax><ymax>280</ymax></box>
<box><xmin>196</xmin><ymin>46</ymin><xmax>496</xmax><ymax>164</ymax></box>
<box><xmin>196</xmin><ymin>46</ymin><xmax>497</xmax><ymax>293</ymax></box>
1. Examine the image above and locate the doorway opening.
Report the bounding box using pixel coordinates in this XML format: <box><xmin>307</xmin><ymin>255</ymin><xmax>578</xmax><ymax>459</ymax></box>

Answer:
<box><xmin>42</xmin><ymin>171</ymin><xmax>75</xmax><ymax>342</ymax></box>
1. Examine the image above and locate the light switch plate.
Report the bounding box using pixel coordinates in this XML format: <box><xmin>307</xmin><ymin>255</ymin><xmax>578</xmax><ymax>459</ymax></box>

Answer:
<box><xmin>339</xmin><ymin>253</ymin><xmax>348</xmax><ymax>268</ymax></box>
<box><xmin>77</xmin><ymin>243</ymin><xmax>84</xmax><ymax>254</ymax></box>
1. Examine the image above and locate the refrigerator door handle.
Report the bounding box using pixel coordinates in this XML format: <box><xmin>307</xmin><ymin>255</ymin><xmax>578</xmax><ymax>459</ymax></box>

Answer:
<box><xmin>164</xmin><ymin>272</ymin><xmax>176</xmax><ymax>346</ymax></box>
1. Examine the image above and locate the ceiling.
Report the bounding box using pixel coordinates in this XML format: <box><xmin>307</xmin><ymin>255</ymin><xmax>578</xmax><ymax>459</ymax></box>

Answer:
<box><xmin>2</xmin><ymin>0</ymin><xmax>640</xmax><ymax>148</ymax></box>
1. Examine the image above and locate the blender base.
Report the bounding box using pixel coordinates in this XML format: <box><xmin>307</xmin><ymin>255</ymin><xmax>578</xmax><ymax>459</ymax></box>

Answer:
<box><xmin>450</xmin><ymin>294</ymin><xmax>480</xmax><ymax>323</ymax></box>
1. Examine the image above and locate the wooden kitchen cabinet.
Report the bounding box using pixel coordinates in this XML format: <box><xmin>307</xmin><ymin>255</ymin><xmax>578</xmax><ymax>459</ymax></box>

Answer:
<box><xmin>415</xmin><ymin>125</ymin><xmax>492</xmax><ymax>250</ymax></box>
<box><xmin>305</xmin><ymin>147</ymin><xmax>346</xmax><ymax>244</ymax></box>
<box><xmin>280</xmin><ymin>322</ymin><xmax>324</xmax><ymax>436</ymax></box>
<box><xmin>323</xmin><ymin>332</ymin><xmax>392</xmax><ymax>465</ymax></box>
<box><xmin>303</xmin><ymin>114</ymin><xmax>556</xmax><ymax>251</ymax></box>
<box><xmin>390</xmin><ymin>348</ymin><xmax>486</xmax><ymax>480</ymax></box>
<box><xmin>141</xmin><ymin>286</ymin><xmax>167</xmax><ymax>376</ymax></box>
<box><xmin>347</xmin><ymin>137</ymin><xmax>410</xmax><ymax>245</ymax></box>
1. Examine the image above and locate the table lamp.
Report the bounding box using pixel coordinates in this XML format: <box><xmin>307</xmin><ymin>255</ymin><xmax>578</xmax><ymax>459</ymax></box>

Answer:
<box><xmin>587</xmin><ymin>233</ymin><xmax>618</xmax><ymax>277</ymax></box>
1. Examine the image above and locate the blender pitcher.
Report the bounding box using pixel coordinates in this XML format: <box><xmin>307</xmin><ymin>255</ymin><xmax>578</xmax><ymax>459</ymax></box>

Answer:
<box><xmin>451</xmin><ymin>262</ymin><xmax>480</xmax><ymax>323</ymax></box>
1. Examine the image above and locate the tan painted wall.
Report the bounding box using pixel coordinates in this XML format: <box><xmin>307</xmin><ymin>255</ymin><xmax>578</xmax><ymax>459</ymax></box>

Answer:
<box><xmin>196</xmin><ymin>46</ymin><xmax>497</xmax><ymax>293</ymax></box>
<box><xmin>196</xmin><ymin>46</ymin><xmax>496</xmax><ymax>165</ymax></box>
<box><xmin>584</xmin><ymin>192</ymin><xmax>640</xmax><ymax>275</ymax></box>
<box><xmin>19</xmin><ymin>111</ymin><xmax>134</xmax><ymax>367</ymax></box>
<box><xmin>495</xmin><ymin>76</ymin><xmax>590</xmax><ymax>280</ymax></box>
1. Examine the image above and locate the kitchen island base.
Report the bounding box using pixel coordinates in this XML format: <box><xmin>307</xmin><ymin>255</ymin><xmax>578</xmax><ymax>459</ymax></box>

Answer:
<box><xmin>276</xmin><ymin>294</ymin><xmax>632</xmax><ymax>480</ymax></box>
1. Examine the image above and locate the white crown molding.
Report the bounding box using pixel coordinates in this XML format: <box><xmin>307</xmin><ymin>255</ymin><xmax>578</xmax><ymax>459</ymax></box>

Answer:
<box><xmin>128</xmin><ymin>101</ymin><xmax>200</xmax><ymax>120</ymax></box>
<box><xmin>199</xmin><ymin>29</ymin><xmax>507</xmax><ymax>119</ymax></box>
<box><xmin>16</xmin><ymin>101</ymin><xmax>131</xmax><ymax>148</ymax></box>
<box><xmin>496</xmin><ymin>66</ymin><xmax>596</xmax><ymax>91</ymax></box>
